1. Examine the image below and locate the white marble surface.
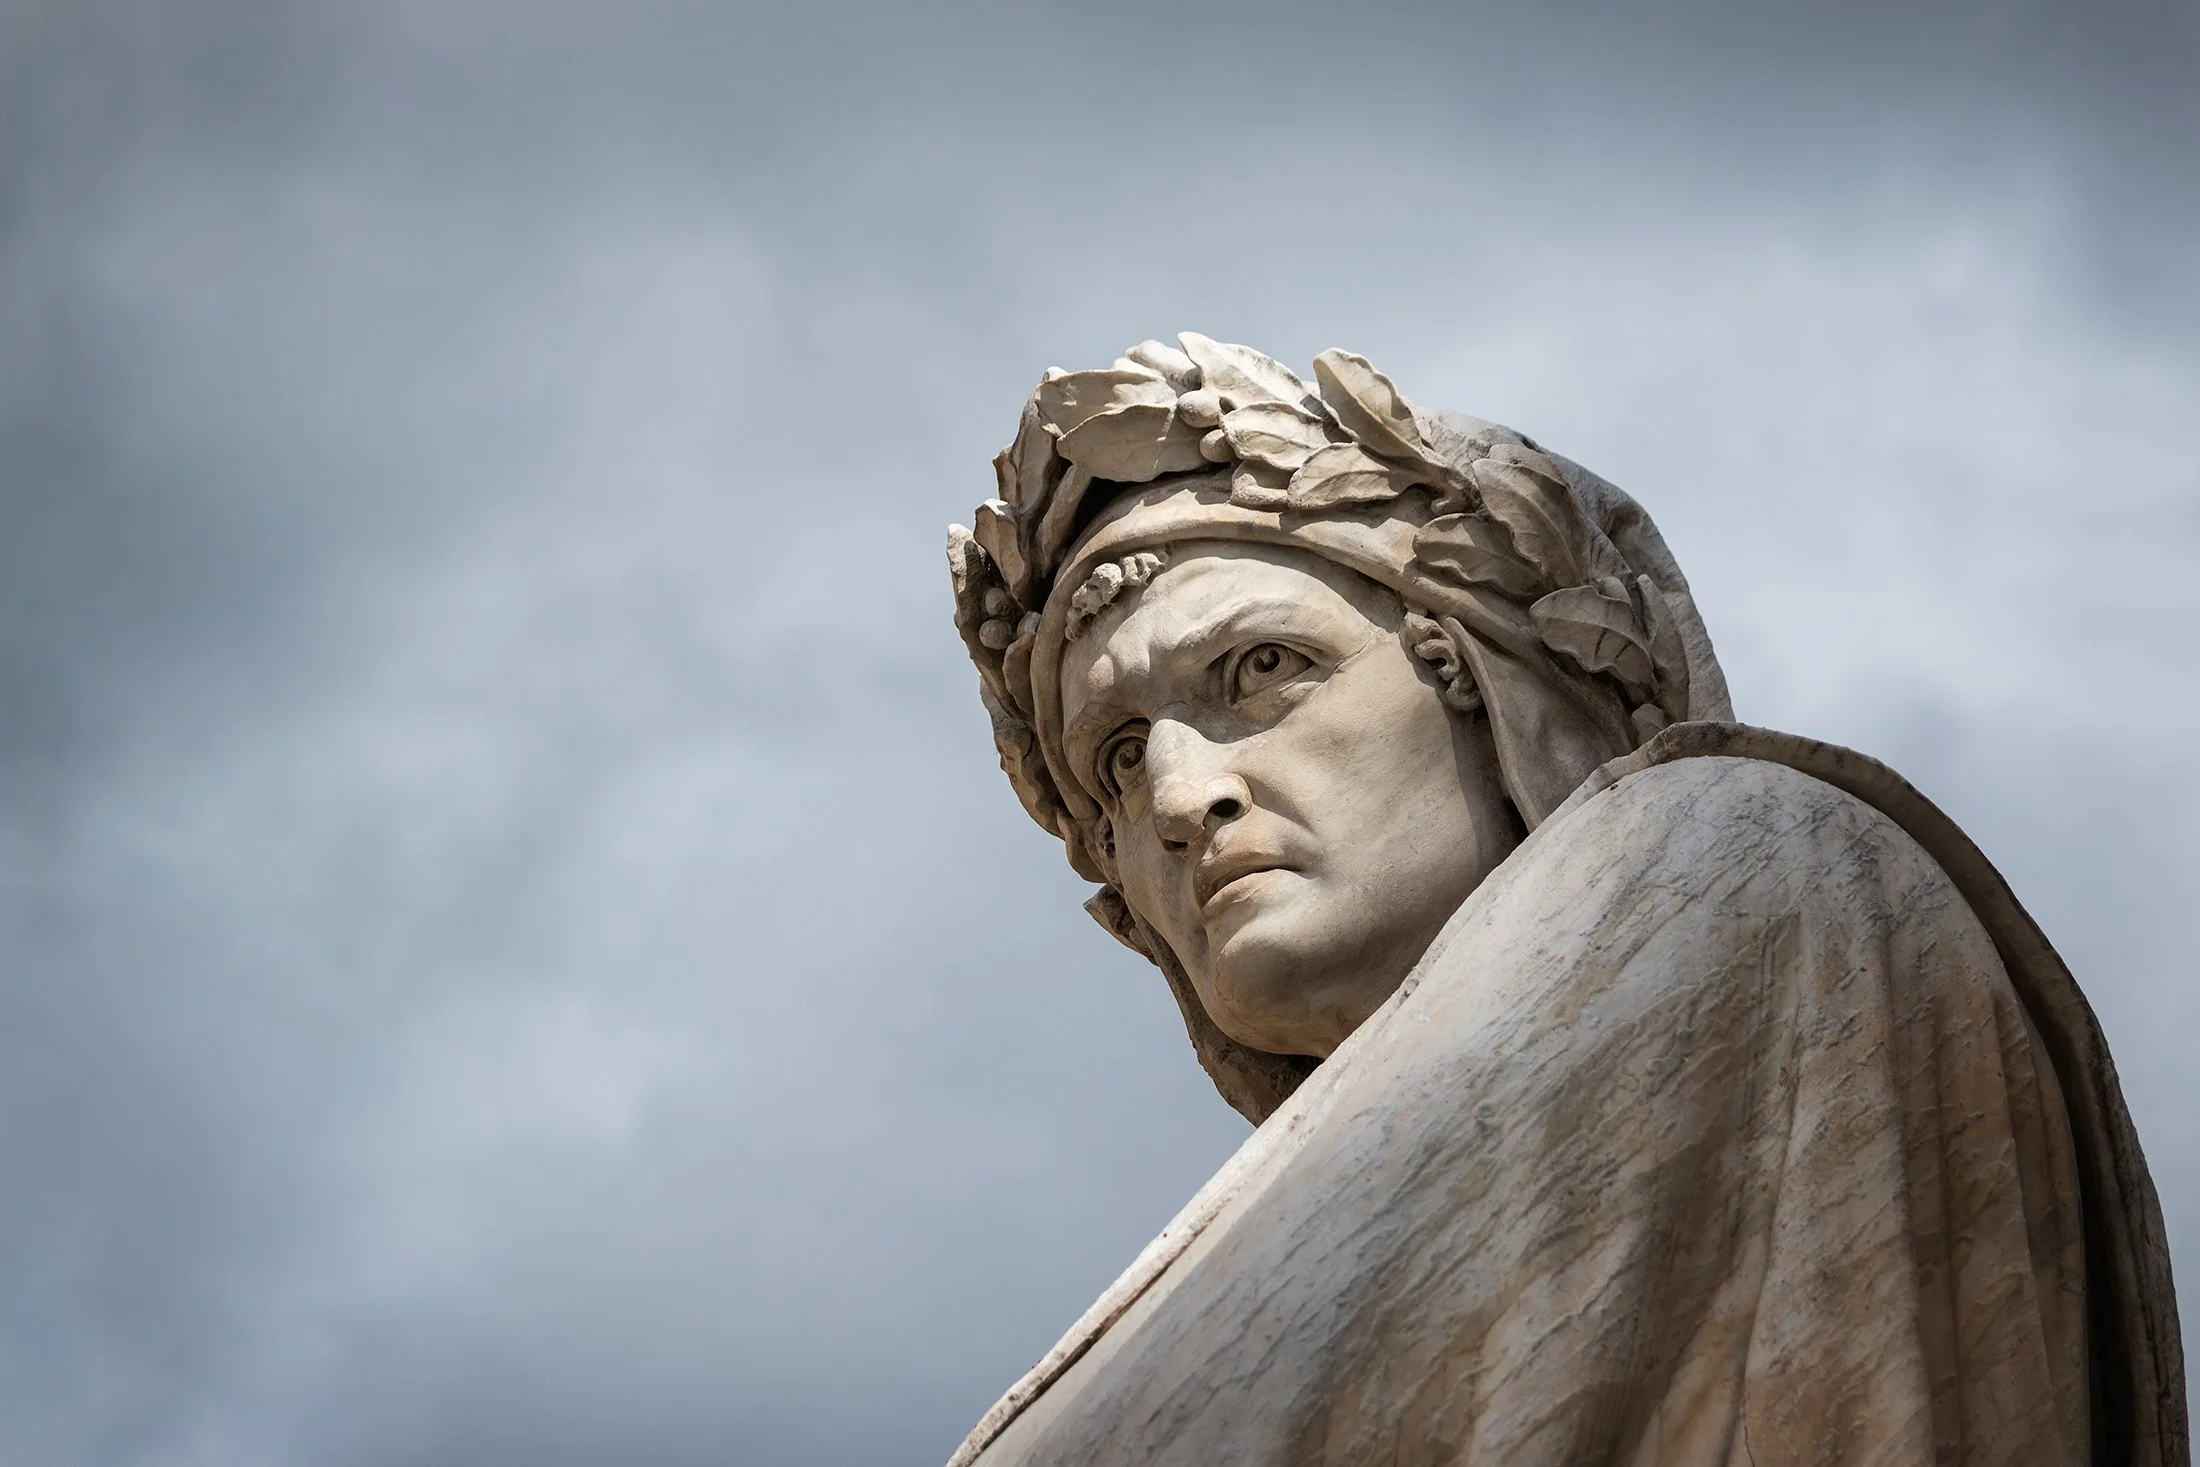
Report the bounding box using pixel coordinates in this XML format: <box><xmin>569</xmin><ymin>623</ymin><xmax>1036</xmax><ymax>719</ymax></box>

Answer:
<box><xmin>944</xmin><ymin>342</ymin><xmax>2184</xmax><ymax>1464</ymax></box>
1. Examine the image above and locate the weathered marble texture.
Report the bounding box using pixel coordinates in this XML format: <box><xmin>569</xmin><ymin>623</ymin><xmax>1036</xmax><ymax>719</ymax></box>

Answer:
<box><xmin>945</xmin><ymin>336</ymin><xmax>2183</xmax><ymax>1464</ymax></box>
<box><xmin>951</xmin><ymin>729</ymin><xmax>2181</xmax><ymax>1466</ymax></box>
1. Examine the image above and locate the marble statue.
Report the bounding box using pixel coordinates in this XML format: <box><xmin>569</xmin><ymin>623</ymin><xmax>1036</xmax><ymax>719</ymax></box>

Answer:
<box><xmin>944</xmin><ymin>335</ymin><xmax>2186</xmax><ymax>1465</ymax></box>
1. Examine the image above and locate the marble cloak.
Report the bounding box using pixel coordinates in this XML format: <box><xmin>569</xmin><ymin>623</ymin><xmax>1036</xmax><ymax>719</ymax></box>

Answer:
<box><xmin>950</xmin><ymin>725</ymin><xmax>2185</xmax><ymax>1467</ymax></box>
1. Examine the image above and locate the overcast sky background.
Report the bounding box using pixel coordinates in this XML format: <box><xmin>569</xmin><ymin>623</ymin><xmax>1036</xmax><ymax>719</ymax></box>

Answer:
<box><xmin>2</xmin><ymin>1</ymin><xmax>2196</xmax><ymax>1463</ymax></box>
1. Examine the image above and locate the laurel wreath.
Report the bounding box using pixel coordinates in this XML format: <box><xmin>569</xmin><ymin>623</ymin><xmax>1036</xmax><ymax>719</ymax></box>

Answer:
<box><xmin>949</xmin><ymin>333</ymin><xmax>1693</xmax><ymax>888</ymax></box>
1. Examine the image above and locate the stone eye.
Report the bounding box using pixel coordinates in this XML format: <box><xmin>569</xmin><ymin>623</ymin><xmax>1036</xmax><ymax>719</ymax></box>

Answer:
<box><xmin>1103</xmin><ymin>732</ymin><xmax>1148</xmax><ymax>796</ymax></box>
<box><xmin>1228</xmin><ymin>642</ymin><xmax>1311</xmax><ymax>701</ymax></box>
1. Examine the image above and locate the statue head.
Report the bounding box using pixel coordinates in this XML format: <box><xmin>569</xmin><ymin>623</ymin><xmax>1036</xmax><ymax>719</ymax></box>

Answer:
<box><xmin>949</xmin><ymin>334</ymin><xmax>1732</xmax><ymax>1121</ymax></box>
<box><xmin>1056</xmin><ymin>540</ymin><xmax>1520</xmax><ymax>1061</ymax></box>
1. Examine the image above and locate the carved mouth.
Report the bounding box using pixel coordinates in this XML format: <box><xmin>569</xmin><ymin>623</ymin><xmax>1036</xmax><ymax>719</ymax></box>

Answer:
<box><xmin>1196</xmin><ymin>856</ymin><xmax>1291</xmax><ymax>912</ymax></box>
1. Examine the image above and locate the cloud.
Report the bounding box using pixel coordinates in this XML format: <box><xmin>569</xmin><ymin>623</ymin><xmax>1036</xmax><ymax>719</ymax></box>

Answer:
<box><xmin>2</xmin><ymin>1</ymin><xmax>2194</xmax><ymax>1463</ymax></box>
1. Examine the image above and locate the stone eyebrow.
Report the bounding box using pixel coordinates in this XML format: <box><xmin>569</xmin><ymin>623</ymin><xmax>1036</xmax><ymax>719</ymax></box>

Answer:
<box><xmin>1147</xmin><ymin>592</ymin><xmax>1340</xmax><ymax>667</ymax></box>
<box><xmin>1062</xmin><ymin>703</ymin><xmax>1133</xmax><ymax>776</ymax></box>
<box><xmin>1061</xmin><ymin>592</ymin><xmax>1342</xmax><ymax>750</ymax></box>
<box><xmin>1061</xmin><ymin>665</ymin><xmax>1139</xmax><ymax>755</ymax></box>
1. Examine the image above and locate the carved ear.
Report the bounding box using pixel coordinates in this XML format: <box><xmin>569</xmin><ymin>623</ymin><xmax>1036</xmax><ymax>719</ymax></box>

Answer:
<box><xmin>1403</xmin><ymin>612</ymin><xmax>1484</xmax><ymax>713</ymax></box>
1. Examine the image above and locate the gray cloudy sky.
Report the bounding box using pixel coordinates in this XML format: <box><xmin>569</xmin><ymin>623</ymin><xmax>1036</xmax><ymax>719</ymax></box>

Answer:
<box><xmin>2</xmin><ymin>1</ymin><xmax>2196</xmax><ymax>1463</ymax></box>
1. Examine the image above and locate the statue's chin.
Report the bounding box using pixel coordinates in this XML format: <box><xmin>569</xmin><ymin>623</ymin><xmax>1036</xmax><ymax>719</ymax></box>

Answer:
<box><xmin>1203</xmin><ymin>889</ymin><xmax>1408</xmax><ymax>1059</ymax></box>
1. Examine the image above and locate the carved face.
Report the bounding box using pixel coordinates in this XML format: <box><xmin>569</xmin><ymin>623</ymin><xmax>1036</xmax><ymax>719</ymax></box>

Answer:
<box><xmin>1058</xmin><ymin>542</ymin><xmax>1519</xmax><ymax>1058</ymax></box>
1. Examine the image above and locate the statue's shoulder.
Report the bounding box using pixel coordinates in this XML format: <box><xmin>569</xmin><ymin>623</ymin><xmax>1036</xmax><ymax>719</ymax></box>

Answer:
<box><xmin>1519</xmin><ymin>726</ymin><xmax>1932</xmax><ymax>897</ymax></box>
<box><xmin>1522</xmin><ymin>724</ymin><xmax>2187</xmax><ymax>1467</ymax></box>
<box><xmin>1540</xmin><ymin>721</ymin><xmax>1951</xmax><ymax>863</ymax></box>
<box><xmin>1424</xmin><ymin>725</ymin><xmax>1994</xmax><ymax>986</ymax></box>
<box><xmin>1585</xmin><ymin>744</ymin><xmax>1869</xmax><ymax>822</ymax></box>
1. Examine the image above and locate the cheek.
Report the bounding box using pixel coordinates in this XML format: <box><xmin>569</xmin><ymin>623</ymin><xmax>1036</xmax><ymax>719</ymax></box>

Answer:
<box><xmin>1110</xmin><ymin>820</ymin><xmax>1203</xmax><ymax>952</ymax></box>
<box><xmin>1298</xmin><ymin>650</ymin><xmax>1476</xmax><ymax>852</ymax></box>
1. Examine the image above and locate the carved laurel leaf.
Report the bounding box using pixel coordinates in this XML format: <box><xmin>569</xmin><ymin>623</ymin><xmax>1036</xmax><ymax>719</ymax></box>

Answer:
<box><xmin>948</xmin><ymin>524</ymin><xmax>1019</xmax><ymax>716</ymax></box>
<box><xmin>1056</xmin><ymin>402</ymin><xmax>1209</xmax><ymax>483</ymax></box>
<box><xmin>1288</xmin><ymin>442</ymin><xmax>1413</xmax><ymax>509</ymax></box>
<box><xmin>1178</xmin><ymin>332</ymin><xmax>1310</xmax><ymax>409</ymax></box>
<box><xmin>1220</xmin><ymin>401</ymin><xmax>1332</xmax><ymax>473</ymax></box>
<box><xmin>1031</xmin><ymin>464</ymin><xmax>1095</xmax><ymax>588</ymax></box>
<box><xmin>1002</xmin><ymin>611</ymin><xmax>1040</xmax><ymax>721</ymax></box>
<box><xmin>946</xmin><ymin>525</ymin><xmax>993</xmax><ymax>665</ymax></box>
<box><xmin>1638</xmin><ymin>573</ymin><xmax>1693</xmax><ymax>721</ymax></box>
<box><xmin>945</xmin><ymin>523</ymin><xmax>980</xmax><ymax>603</ymax></box>
<box><xmin>1119</xmin><ymin>340</ymin><xmax>1200</xmax><ymax>391</ymax></box>
<box><xmin>1411</xmin><ymin>513</ymin><xmax>1546</xmax><ymax>599</ymax></box>
<box><xmin>1036</xmin><ymin>367</ymin><xmax>1175</xmax><ymax>435</ymax></box>
<box><xmin>978</xmin><ymin>678</ymin><xmax>1064</xmax><ymax>836</ymax></box>
<box><xmin>1229</xmin><ymin>460</ymin><xmax>1291</xmax><ymax>510</ymax></box>
<box><xmin>1310</xmin><ymin>350</ymin><xmax>1434</xmax><ymax>465</ymax></box>
<box><xmin>1002</xmin><ymin>398</ymin><xmax>1063</xmax><ymax>513</ymax></box>
<box><xmin>1468</xmin><ymin>447</ymin><xmax>1602</xmax><ymax>589</ymax></box>
<box><xmin>1530</xmin><ymin>582</ymin><xmax>1657</xmax><ymax>690</ymax></box>
<box><xmin>971</xmin><ymin>499</ymin><xmax>1030</xmax><ymax>605</ymax></box>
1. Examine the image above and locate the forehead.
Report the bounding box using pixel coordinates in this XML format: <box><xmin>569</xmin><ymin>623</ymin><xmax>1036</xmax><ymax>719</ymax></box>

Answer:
<box><xmin>1056</xmin><ymin>542</ymin><xmax>1389</xmax><ymax>730</ymax></box>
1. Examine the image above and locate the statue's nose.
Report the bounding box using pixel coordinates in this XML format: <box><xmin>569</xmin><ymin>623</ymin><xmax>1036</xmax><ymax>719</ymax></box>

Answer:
<box><xmin>1148</xmin><ymin>719</ymin><xmax>1251</xmax><ymax>851</ymax></box>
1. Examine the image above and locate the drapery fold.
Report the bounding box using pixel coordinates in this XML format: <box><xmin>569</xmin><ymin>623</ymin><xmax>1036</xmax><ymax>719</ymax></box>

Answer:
<box><xmin>952</xmin><ymin>729</ymin><xmax>2182</xmax><ymax>1467</ymax></box>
